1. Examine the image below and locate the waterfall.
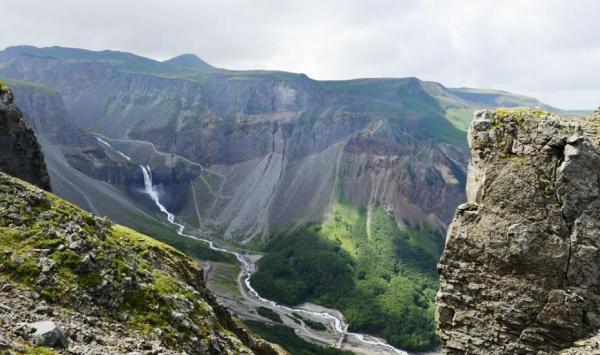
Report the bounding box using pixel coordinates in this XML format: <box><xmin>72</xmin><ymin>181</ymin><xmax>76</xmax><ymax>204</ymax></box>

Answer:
<box><xmin>140</xmin><ymin>165</ymin><xmax>182</xmax><ymax>232</ymax></box>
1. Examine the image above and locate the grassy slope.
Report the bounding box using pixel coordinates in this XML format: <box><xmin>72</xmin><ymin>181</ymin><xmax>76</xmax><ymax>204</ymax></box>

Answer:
<box><xmin>257</xmin><ymin>307</ymin><xmax>283</xmax><ymax>323</ymax></box>
<box><xmin>438</xmin><ymin>87</ymin><xmax>591</xmax><ymax>132</ymax></box>
<box><xmin>0</xmin><ymin>173</ymin><xmax>256</xmax><ymax>352</ymax></box>
<box><xmin>126</xmin><ymin>210</ymin><xmax>236</xmax><ymax>264</ymax></box>
<box><xmin>250</xmin><ymin>202</ymin><xmax>442</xmax><ymax>351</ymax></box>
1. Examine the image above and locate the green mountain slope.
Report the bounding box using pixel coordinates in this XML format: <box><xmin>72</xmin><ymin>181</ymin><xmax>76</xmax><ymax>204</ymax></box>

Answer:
<box><xmin>251</xmin><ymin>203</ymin><xmax>441</xmax><ymax>351</ymax></box>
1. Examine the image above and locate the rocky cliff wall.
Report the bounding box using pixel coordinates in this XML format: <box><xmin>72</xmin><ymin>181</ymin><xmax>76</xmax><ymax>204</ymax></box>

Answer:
<box><xmin>0</xmin><ymin>87</ymin><xmax>51</xmax><ymax>190</ymax></box>
<box><xmin>437</xmin><ymin>109</ymin><xmax>600</xmax><ymax>354</ymax></box>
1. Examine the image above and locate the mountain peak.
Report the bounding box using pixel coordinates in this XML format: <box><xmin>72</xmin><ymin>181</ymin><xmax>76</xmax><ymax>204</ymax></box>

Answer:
<box><xmin>163</xmin><ymin>53</ymin><xmax>212</xmax><ymax>69</ymax></box>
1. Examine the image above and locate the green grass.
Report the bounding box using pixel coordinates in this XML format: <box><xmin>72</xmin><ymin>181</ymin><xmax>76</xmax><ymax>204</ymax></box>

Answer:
<box><xmin>78</xmin><ymin>271</ymin><xmax>103</xmax><ymax>289</ymax></box>
<box><xmin>320</xmin><ymin>202</ymin><xmax>361</xmax><ymax>256</ymax></box>
<box><xmin>256</xmin><ymin>306</ymin><xmax>283</xmax><ymax>323</ymax></box>
<box><xmin>114</xmin><ymin>209</ymin><xmax>235</xmax><ymax>265</ymax></box>
<box><xmin>3</xmin><ymin>78</ymin><xmax>57</xmax><ymax>95</ymax></box>
<box><xmin>244</xmin><ymin>320</ymin><xmax>352</xmax><ymax>355</ymax></box>
<box><xmin>304</xmin><ymin>318</ymin><xmax>327</xmax><ymax>331</ymax></box>
<box><xmin>321</xmin><ymin>78</ymin><xmax>468</xmax><ymax>147</ymax></box>
<box><xmin>444</xmin><ymin>107</ymin><xmax>474</xmax><ymax>131</ymax></box>
<box><xmin>250</xmin><ymin>202</ymin><xmax>442</xmax><ymax>351</ymax></box>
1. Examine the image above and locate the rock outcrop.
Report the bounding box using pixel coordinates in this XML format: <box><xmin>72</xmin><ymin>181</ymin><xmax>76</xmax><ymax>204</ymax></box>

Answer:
<box><xmin>437</xmin><ymin>108</ymin><xmax>600</xmax><ymax>354</ymax></box>
<box><xmin>0</xmin><ymin>173</ymin><xmax>281</xmax><ymax>354</ymax></box>
<box><xmin>0</xmin><ymin>86</ymin><xmax>51</xmax><ymax>190</ymax></box>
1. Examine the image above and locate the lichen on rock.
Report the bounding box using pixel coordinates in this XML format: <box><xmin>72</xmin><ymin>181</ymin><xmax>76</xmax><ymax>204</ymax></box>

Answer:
<box><xmin>437</xmin><ymin>108</ymin><xmax>600</xmax><ymax>354</ymax></box>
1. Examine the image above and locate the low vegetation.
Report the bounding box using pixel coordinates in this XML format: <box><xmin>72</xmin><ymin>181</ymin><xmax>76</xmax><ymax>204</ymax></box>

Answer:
<box><xmin>292</xmin><ymin>313</ymin><xmax>327</xmax><ymax>331</ymax></box>
<box><xmin>251</xmin><ymin>202</ymin><xmax>442</xmax><ymax>351</ymax></box>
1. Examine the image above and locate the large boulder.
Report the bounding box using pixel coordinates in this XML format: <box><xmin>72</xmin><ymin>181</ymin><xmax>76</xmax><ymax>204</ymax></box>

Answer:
<box><xmin>437</xmin><ymin>109</ymin><xmax>600</xmax><ymax>354</ymax></box>
<box><xmin>28</xmin><ymin>321</ymin><xmax>69</xmax><ymax>349</ymax></box>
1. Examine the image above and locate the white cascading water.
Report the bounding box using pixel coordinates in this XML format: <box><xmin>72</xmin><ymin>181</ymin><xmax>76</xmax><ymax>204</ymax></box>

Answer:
<box><xmin>98</xmin><ymin>135</ymin><xmax>406</xmax><ymax>354</ymax></box>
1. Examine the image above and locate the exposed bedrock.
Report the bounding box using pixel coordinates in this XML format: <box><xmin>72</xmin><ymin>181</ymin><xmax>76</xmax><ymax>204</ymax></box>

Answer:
<box><xmin>437</xmin><ymin>109</ymin><xmax>600</xmax><ymax>354</ymax></box>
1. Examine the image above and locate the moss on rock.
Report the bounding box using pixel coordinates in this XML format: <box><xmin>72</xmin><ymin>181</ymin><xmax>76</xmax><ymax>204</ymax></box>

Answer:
<box><xmin>0</xmin><ymin>172</ymin><xmax>280</xmax><ymax>354</ymax></box>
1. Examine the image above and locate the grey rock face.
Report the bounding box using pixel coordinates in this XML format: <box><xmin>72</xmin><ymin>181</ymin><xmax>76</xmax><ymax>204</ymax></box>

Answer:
<box><xmin>0</xmin><ymin>89</ymin><xmax>51</xmax><ymax>190</ymax></box>
<box><xmin>437</xmin><ymin>109</ymin><xmax>600</xmax><ymax>354</ymax></box>
<box><xmin>0</xmin><ymin>48</ymin><xmax>469</xmax><ymax>241</ymax></box>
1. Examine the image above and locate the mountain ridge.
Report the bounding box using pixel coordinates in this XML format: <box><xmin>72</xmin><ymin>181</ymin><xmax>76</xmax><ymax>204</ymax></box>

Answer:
<box><xmin>0</xmin><ymin>45</ymin><xmax>473</xmax><ymax>239</ymax></box>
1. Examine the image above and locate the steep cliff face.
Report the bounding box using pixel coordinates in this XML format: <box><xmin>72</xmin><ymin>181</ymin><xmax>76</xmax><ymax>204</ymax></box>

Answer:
<box><xmin>0</xmin><ymin>46</ymin><xmax>470</xmax><ymax>242</ymax></box>
<box><xmin>9</xmin><ymin>81</ymin><xmax>142</xmax><ymax>187</ymax></box>
<box><xmin>437</xmin><ymin>109</ymin><xmax>600</xmax><ymax>354</ymax></box>
<box><xmin>0</xmin><ymin>86</ymin><xmax>51</xmax><ymax>190</ymax></box>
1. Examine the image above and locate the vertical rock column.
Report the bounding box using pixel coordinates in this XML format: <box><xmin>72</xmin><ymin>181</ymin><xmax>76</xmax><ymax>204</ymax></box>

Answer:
<box><xmin>437</xmin><ymin>109</ymin><xmax>600</xmax><ymax>354</ymax></box>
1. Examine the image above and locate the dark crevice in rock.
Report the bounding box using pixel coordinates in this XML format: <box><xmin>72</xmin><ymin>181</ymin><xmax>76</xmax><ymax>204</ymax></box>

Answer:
<box><xmin>556</xmin><ymin>142</ymin><xmax>573</xmax><ymax>288</ymax></box>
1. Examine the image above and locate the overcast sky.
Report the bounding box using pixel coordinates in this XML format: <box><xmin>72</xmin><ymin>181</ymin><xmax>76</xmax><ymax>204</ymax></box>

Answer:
<box><xmin>2</xmin><ymin>0</ymin><xmax>599</xmax><ymax>109</ymax></box>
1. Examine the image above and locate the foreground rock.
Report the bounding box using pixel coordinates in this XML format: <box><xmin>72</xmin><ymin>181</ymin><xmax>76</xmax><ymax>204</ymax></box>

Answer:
<box><xmin>437</xmin><ymin>108</ymin><xmax>600</xmax><ymax>354</ymax></box>
<box><xmin>0</xmin><ymin>173</ymin><xmax>281</xmax><ymax>354</ymax></box>
<box><xmin>27</xmin><ymin>321</ymin><xmax>68</xmax><ymax>348</ymax></box>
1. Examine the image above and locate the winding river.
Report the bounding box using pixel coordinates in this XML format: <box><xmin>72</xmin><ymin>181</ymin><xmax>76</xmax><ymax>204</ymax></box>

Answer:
<box><xmin>96</xmin><ymin>136</ymin><xmax>407</xmax><ymax>354</ymax></box>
